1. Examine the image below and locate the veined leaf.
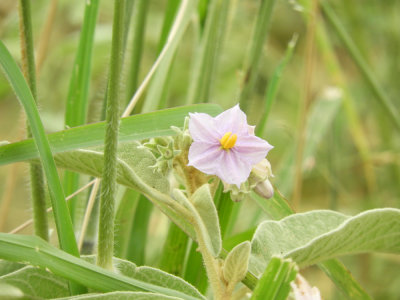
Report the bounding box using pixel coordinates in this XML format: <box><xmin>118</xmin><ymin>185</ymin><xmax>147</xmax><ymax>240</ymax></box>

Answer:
<box><xmin>0</xmin><ymin>260</ymin><xmax>24</xmax><ymax>277</ymax></box>
<box><xmin>222</xmin><ymin>241</ymin><xmax>251</xmax><ymax>288</ymax></box>
<box><xmin>173</xmin><ymin>186</ymin><xmax>222</xmax><ymax>257</ymax></box>
<box><xmin>83</xmin><ymin>256</ymin><xmax>205</xmax><ymax>300</ymax></box>
<box><xmin>0</xmin><ymin>266</ymin><xmax>69</xmax><ymax>299</ymax></box>
<box><xmin>0</xmin><ymin>104</ymin><xmax>222</xmax><ymax>166</ymax></box>
<box><xmin>251</xmin><ymin>208</ymin><xmax>400</xmax><ymax>274</ymax></box>
<box><xmin>52</xmin><ymin>142</ymin><xmax>195</xmax><ymax>240</ymax></box>
<box><xmin>190</xmin><ymin>185</ymin><xmax>222</xmax><ymax>257</ymax></box>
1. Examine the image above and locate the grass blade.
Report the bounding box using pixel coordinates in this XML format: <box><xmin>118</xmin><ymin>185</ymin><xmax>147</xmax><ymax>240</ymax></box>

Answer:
<box><xmin>239</xmin><ymin>0</ymin><xmax>277</xmax><ymax>111</ymax></box>
<box><xmin>63</xmin><ymin>0</ymin><xmax>99</xmax><ymax>223</ymax></box>
<box><xmin>321</xmin><ymin>1</ymin><xmax>400</xmax><ymax>131</ymax></box>
<box><xmin>64</xmin><ymin>0</ymin><xmax>99</xmax><ymax>131</ymax></box>
<box><xmin>186</xmin><ymin>0</ymin><xmax>230</xmax><ymax>104</ymax></box>
<box><xmin>250</xmin><ymin>257</ymin><xmax>298</xmax><ymax>300</ymax></box>
<box><xmin>319</xmin><ymin>259</ymin><xmax>373</xmax><ymax>300</ymax></box>
<box><xmin>114</xmin><ymin>189</ymin><xmax>140</xmax><ymax>258</ymax></box>
<box><xmin>0</xmin><ymin>104</ymin><xmax>222</xmax><ymax>166</ymax></box>
<box><xmin>256</xmin><ymin>34</ymin><xmax>298</xmax><ymax>137</ymax></box>
<box><xmin>0</xmin><ymin>40</ymin><xmax>85</xmax><ymax>294</ymax></box>
<box><xmin>157</xmin><ymin>0</ymin><xmax>182</xmax><ymax>54</ymax></box>
<box><xmin>142</xmin><ymin>0</ymin><xmax>198</xmax><ymax>112</ymax></box>
<box><xmin>159</xmin><ymin>222</ymin><xmax>189</xmax><ymax>276</ymax></box>
<box><xmin>126</xmin><ymin>0</ymin><xmax>149</xmax><ymax>102</ymax></box>
<box><xmin>0</xmin><ymin>233</ymin><xmax>202</xmax><ymax>300</ymax></box>
<box><xmin>126</xmin><ymin>195</ymin><xmax>153</xmax><ymax>265</ymax></box>
<box><xmin>277</xmin><ymin>88</ymin><xmax>343</xmax><ymax>196</ymax></box>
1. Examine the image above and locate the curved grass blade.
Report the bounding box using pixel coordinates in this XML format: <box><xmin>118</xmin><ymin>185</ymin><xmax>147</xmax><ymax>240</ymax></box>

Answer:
<box><xmin>0</xmin><ymin>104</ymin><xmax>222</xmax><ymax>166</ymax></box>
<box><xmin>239</xmin><ymin>0</ymin><xmax>277</xmax><ymax>111</ymax></box>
<box><xmin>143</xmin><ymin>0</ymin><xmax>198</xmax><ymax>112</ymax></box>
<box><xmin>321</xmin><ymin>1</ymin><xmax>400</xmax><ymax>131</ymax></box>
<box><xmin>63</xmin><ymin>0</ymin><xmax>99</xmax><ymax>223</ymax></box>
<box><xmin>256</xmin><ymin>34</ymin><xmax>298</xmax><ymax>137</ymax></box>
<box><xmin>0</xmin><ymin>233</ymin><xmax>203</xmax><ymax>300</ymax></box>
<box><xmin>126</xmin><ymin>0</ymin><xmax>149</xmax><ymax>102</ymax></box>
<box><xmin>186</xmin><ymin>0</ymin><xmax>230</xmax><ymax>104</ymax></box>
<box><xmin>319</xmin><ymin>259</ymin><xmax>373</xmax><ymax>300</ymax></box>
<box><xmin>0</xmin><ymin>40</ymin><xmax>85</xmax><ymax>294</ymax></box>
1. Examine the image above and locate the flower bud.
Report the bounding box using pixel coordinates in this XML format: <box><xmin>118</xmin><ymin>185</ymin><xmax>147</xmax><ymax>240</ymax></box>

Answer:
<box><xmin>248</xmin><ymin>159</ymin><xmax>273</xmax><ymax>187</ymax></box>
<box><xmin>254</xmin><ymin>178</ymin><xmax>274</xmax><ymax>199</ymax></box>
<box><xmin>249</xmin><ymin>159</ymin><xmax>274</xmax><ymax>199</ymax></box>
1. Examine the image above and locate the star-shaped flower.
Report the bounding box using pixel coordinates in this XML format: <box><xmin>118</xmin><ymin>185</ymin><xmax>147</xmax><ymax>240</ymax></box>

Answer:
<box><xmin>188</xmin><ymin>104</ymin><xmax>273</xmax><ymax>187</ymax></box>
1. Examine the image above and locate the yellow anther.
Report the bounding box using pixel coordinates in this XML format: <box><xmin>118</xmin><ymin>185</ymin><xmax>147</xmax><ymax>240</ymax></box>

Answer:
<box><xmin>220</xmin><ymin>132</ymin><xmax>238</xmax><ymax>149</ymax></box>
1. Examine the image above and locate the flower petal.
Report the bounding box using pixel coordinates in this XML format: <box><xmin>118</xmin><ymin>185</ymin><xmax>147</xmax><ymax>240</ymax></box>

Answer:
<box><xmin>189</xmin><ymin>112</ymin><xmax>221</xmax><ymax>143</ymax></box>
<box><xmin>216</xmin><ymin>151</ymin><xmax>252</xmax><ymax>187</ymax></box>
<box><xmin>233</xmin><ymin>135</ymin><xmax>273</xmax><ymax>165</ymax></box>
<box><xmin>188</xmin><ymin>142</ymin><xmax>223</xmax><ymax>174</ymax></box>
<box><xmin>215</xmin><ymin>104</ymin><xmax>248</xmax><ymax>135</ymax></box>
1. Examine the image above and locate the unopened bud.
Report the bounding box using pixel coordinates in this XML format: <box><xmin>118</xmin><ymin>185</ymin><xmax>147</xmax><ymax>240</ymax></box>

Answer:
<box><xmin>254</xmin><ymin>179</ymin><xmax>274</xmax><ymax>199</ymax></box>
<box><xmin>248</xmin><ymin>158</ymin><xmax>273</xmax><ymax>188</ymax></box>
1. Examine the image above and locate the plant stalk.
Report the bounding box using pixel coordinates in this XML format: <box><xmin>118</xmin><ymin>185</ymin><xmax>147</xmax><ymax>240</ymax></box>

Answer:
<box><xmin>97</xmin><ymin>0</ymin><xmax>126</xmax><ymax>270</ymax></box>
<box><xmin>193</xmin><ymin>223</ymin><xmax>224</xmax><ymax>299</ymax></box>
<box><xmin>126</xmin><ymin>0</ymin><xmax>149</xmax><ymax>103</ymax></box>
<box><xmin>18</xmin><ymin>0</ymin><xmax>49</xmax><ymax>241</ymax></box>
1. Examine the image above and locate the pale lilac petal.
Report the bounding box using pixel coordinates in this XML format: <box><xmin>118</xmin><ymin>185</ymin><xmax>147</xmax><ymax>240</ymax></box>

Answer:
<box><xmin>216</xmin><ymin>151</ymin><xmax>252</xmax><ymax>187</ymax></box>
<box><xmin>187</xmin><ymin>104</ymin><xmax>274</xmax><ymax>186</ymax></box>
<box><xmin>247</xmin><ymin>125</ymin><xmax>255</xmax><ymax>135</ymax></box>
<box><xmin>189</xmin><ymin>112</ymin><xmax>221</xmax><ymax>143</ymax></box>
<box><xmin>188</xmin><ymin>142</ymin><xmax>223</xmax><ymax>174</ymax></box>
<box><xmin>215</xmin><ymin>104</ymin><xmax>248</xmax><ymax>135</ymax></box>
<box><xmin>233</xmin><ymin>135</ymin><xmax>273</xmax><ymax>165</ymax></box>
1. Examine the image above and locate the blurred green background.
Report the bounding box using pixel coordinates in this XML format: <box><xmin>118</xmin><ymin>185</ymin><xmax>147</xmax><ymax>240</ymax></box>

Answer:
<box><xmin>0</xmin><ymin>0</ymin><xmax>399</xmax><ymax>299</ymax></box>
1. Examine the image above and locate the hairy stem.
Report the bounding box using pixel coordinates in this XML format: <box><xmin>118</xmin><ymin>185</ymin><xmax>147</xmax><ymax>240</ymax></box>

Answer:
<box><xmin>18</xmin><ymin>0</ymin><xmax>49</xmax><ymax>241</ymax></box>
<box><xmin>97</xmin><ymin>0</ymin><xmax>126</xmax><ymax>270</ymax></box>
<box><xmin>193</xmin><ymin>223</ymin><xmax>224</xmax><ymax>299</ymax></box>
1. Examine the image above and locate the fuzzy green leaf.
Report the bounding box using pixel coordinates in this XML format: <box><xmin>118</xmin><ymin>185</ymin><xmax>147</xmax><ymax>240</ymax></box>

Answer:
<box><xmin>222</xmin><ymin>241</ymin><xmax>251</xmax><ymax>287</ymax></box>
<box><xmin>0</xmin><ymin>283</ymin><xmax>24</xmax><ymax>299</ymax></box>
<box><xmin>82</xmin><ymin>256</ymin><xmax>205</xmax><ymax>300</ymax></box>
<box><xmin>251</xmin><ymin>208</ymin><xmax>400</xmax><ymax>274</ymax></box>
<box><xmin>0</xmin><ymin>260</ymin><xmax>24</xmax><ymax>277</ymax></box>
<box><xmin>53</xmin><ymin>144</ymin><xmax>168</xmax><ymax>193</ymax></box>
<box><xmin>190</xmin><ymin>185</ymin><xmax>222</xmax><ymax>257</ymax></box>
<box><xmin>52</xmin><ymin>142</ymin><xmax>195</xmax><ymax>240</ymax></box>
<box><xmin>0</xmin><ymin>266</ymin><xmax>69</xmax><ymax>299</ymax></box>
<box><xmin>172</xmin><ymin>186</ymin><xmax>221</xmax><ymax>257</ymax></box>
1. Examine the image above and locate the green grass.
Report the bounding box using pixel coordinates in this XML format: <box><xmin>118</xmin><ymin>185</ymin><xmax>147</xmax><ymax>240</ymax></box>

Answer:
<box><xmin>0</xmin><ymin>1</ymin><xmax>399</xmax><ymax>299</ymax></box>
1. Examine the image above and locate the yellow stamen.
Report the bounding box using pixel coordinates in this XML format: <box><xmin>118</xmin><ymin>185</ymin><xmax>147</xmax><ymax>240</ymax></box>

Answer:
<box><xmin>220</xmin><ymin>132</ymin><xmax>238</xmax><ymax>149</ymax></box>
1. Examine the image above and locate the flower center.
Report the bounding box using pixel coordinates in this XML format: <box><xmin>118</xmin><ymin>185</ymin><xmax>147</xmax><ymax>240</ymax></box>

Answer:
<box><xmin>220</xmin><ymin>132</ymin><xmax>237</xmax><ymax>149</ymax></box>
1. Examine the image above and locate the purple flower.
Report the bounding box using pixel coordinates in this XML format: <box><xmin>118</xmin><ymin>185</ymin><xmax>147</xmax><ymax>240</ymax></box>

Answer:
<box><xmin>188</xmin><ymin>105</ymin><xmax>273</xmax><ymax>187</ymax></box>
